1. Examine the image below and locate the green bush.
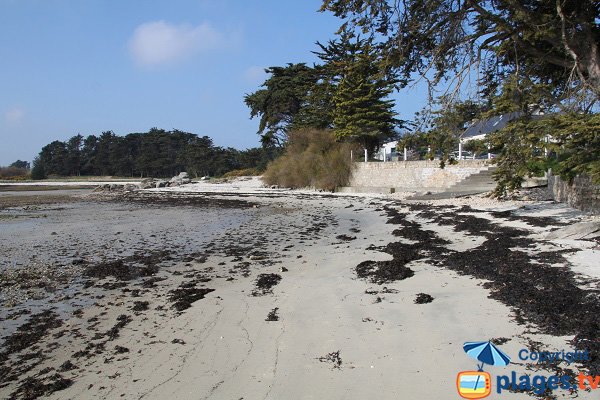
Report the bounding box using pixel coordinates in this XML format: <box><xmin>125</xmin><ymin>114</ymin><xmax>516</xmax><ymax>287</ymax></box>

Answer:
<box><xmin>262</xmin><ymin>129</ymin><xmax>357</xmax><ymax>191</ymax></box>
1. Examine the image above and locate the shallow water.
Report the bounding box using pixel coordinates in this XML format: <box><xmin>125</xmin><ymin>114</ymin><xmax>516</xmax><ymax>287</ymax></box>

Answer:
<box><xmin>0</xmin><ymin>197</ymin><xmax>256</xmax><ymax>270</ymax></box>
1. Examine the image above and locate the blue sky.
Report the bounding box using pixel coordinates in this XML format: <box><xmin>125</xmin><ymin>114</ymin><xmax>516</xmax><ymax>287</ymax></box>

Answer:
<box><xmin>0</xmin><ymin>0</ymin><xmax>429</xmax><ymax>165</ymax></box>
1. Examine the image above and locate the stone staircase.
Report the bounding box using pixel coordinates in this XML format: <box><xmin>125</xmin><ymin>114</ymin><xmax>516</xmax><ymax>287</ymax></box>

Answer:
<box><xmin>409</xmin><ymin>166</ymin><xmax>498</xmax><ymax>200</ymax></box>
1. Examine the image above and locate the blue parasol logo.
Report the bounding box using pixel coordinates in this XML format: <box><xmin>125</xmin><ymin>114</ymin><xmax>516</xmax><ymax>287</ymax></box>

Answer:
<box><xmin>463</xmin><ymin>341</ymin><xmax>511</xmax><ymax>371</ymax></box>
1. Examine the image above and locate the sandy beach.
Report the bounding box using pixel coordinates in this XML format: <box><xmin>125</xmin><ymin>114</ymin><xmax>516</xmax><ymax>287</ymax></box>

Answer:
<box><xmin>1</xmin><ymin>179</ymin><xmax>599</xmax><ymax>399</ymax></box>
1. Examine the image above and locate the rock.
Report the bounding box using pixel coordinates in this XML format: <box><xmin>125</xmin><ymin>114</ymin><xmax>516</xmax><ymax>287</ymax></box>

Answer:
<box><xmin>545</xmin><ymin>221</ymin><xmax>600</xmax><ymax>240</ymax></box>
<box><xmin>168</xmin><ymin>172</ymin><xmax>191</xmax><ymax>186</ymax></box>
<box><xmin>139</xmin><ymin>178</ymin><xmax>158</xmax><ymax>189</ymax></box>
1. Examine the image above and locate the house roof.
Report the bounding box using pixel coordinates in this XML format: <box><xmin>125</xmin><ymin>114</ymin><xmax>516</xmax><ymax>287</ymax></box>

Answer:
<box><xmin>461</xmin><ymin>112</ymin><xmax>523</xmax><ymax>139</ymax></box>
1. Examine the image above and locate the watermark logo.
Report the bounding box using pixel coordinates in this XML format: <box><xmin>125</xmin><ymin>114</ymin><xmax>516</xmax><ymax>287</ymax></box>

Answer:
<box><xmin>457</xmin><ymin>341</ymin><xmax>599</xmax><ymax>396</ymax></box>
<box><xmin>457</xmin><ymin>341</ymin><xmax>510</xmax><ymax>399</ymax></box>
<box><xmin>457</xmin><ymin>371</ymin><xmax>492</xmax><ymax>399</ymax></box>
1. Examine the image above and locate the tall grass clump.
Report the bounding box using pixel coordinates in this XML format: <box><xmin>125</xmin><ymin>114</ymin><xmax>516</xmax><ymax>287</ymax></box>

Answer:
<box><xmin>262</xmin><ymin>129</ymin><xmax>357</xmax><ymax>191</ymax></box>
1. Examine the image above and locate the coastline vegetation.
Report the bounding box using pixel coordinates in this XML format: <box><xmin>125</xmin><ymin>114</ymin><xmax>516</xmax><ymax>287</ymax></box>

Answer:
<box><xmin>245</xmin><ymin>1</ymin><xmax>600</xmax><ymax>193</ymax></box>
<box><xmin>262</xmin><ymin>129</ymin><xmax>357</xmax><ymax>191</ymax></box>
<box><xmin>29</xmin><ymin>128</ymin><xmax>278</xmax><ymax>180</ymax></box>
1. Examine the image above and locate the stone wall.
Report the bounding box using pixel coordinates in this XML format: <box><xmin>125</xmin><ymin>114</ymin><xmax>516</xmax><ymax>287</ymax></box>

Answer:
<box><xmin>349</xmin><ymin>160</ymin><xmax>491</xmax><ymax>191</ymax></box>
<box><xmin>548</xmin><ymin>171</ymin><xmax>600</xmax><ymax>213</ymax></box>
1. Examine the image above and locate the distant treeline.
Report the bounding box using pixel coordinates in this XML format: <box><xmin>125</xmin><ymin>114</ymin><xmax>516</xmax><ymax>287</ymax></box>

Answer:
<box><xmin>33</xmin><ymin>128</ymin><xmax>278</xmax><ymax>179</ymax></box>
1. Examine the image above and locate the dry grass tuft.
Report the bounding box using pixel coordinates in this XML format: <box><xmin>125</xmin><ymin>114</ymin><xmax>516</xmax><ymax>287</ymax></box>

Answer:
<box><xmin>262</xmin><ymin>129</ymin><xmax>357</xmax><ymax>191</ymax></box>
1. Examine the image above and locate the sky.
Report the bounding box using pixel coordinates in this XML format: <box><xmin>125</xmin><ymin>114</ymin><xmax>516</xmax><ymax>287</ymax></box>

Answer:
<box><xmin>0</xmin><ymin>0</ymin><xmax>429</xmax><ymax>165</ymax></box>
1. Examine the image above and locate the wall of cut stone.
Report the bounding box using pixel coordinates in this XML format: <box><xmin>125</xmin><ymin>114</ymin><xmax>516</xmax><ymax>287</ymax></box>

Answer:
<box><xmin>547</xmin><ymin>171</ymin><xmax>600</xmax><ymax>213</ymax></box>
<box><xmin>349</xmin><ymin>160</ymin><xmax>490</xmax><ymax>190</ymax></box>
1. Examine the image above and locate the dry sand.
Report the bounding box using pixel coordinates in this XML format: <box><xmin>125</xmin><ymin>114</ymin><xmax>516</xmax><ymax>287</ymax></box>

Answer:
<box><xmin>0</xmin><ymin>179</ymin><xmax>598</xmax><ymax>399</ymax></box>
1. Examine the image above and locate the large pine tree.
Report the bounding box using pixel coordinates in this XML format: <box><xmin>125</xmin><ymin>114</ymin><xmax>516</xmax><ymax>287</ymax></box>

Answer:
<box><xmin>331</xmin><ymin>38</ymin><xmax>399</xmax><ymax>155</ymax></box>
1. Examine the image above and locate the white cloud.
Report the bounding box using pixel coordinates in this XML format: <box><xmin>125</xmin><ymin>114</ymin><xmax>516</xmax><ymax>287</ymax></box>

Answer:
<box><xmin>243</xmin><ymin>66</ymin><xmax>267</xmax><ymax>83</ymax></box>
<box><xmin>128</xmin><ymin>21</ymin><xmax>226</xmax><ymax>66</ymax></box>
<box><xmin>4</xmin><ymin>107</ymin><xmax>25</xmax><ymax>124</ymax></box>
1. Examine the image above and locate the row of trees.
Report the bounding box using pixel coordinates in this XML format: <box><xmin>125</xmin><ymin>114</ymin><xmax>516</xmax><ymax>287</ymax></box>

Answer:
<box><xmin>32</xmin><ymin>128</ymin><xmax>277</xmax><ymax>179</ymax></box>
<box><xmin>244</xmin><ymin>31</ymin><xmax>403</xmax><ymax>155</ymax></box>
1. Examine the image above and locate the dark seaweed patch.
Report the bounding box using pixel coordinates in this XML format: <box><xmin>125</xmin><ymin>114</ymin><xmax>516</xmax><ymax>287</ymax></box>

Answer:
<box><xmin>9</xmin><ymin>374</ymin><xmax>72</xmax><ymax>400</ymax></box>
<box><xmin>317</xmin><ymin>350</ymin><xmax>343</xmax><ymax>369</ymax></box>
<box><xmin>415</xmin><ymin>293</ymin><xmax>434</xmax><ymax>304</ymax></box>
<box><xmin>252</xmin><ymin>273</ymin><xmax>282</xmax><ymax>296</ymax></box>
<box><xmin>266</xmin><ymin>308</ymin><xmax>279</xmax><ymax>321</ymax></box>
<box><xmin>356</xmin><ymin>260</ymin><xmax>415</xmax><ymax>284</ymax></box>
<box><xmin>336</xmin><ymin>234</ymin><xmax>356</xmax><ymax>241</ymax></box>
<box><xmin>382</xmin><ymin>204</ymin><xmax>600</xmax><ymax>375</ymax></box>
<box><xmin>169</xmin><ymin>286</ymin><xmax>215</xmax><ymax>312</ymax></box>
<box><xmin>83</xmin><ymin>250</ymin><xmax>171</xmax><ymax>281</ymax></box>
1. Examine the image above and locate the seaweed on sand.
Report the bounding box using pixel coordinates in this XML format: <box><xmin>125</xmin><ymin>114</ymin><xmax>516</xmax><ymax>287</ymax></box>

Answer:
<box><xmin>252</xmin><ymin>273</ymin><xmax>282</xmax><ymax>296</ymax></box>
<box><xmin>383</xmin><ymin>204</ymin><xmax>600</xmax><ymax>375</ymax></box>
<box><xmin>169</xmin><ymin>285</ymin><xmax>215</xmax><ymax>312</ymax></box>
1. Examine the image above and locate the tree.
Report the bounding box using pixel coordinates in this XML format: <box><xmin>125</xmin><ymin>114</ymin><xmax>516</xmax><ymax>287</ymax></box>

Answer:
<box><xmin>9</xmin><ymin>160</ymin><xmax>30</xmax><ymax>169</ymax></box>
<box><xmin>39</xmin><ymin>140</ymin><xmax>69</xmax><ymax>175</ymax></box>
<box><xmin>423</xmin><ymin>98</ymin><xmax>488</xmax><ymax>165</ymax></box>
<box><xmin>320</xmin><ymin>0</ymin><xmax>600</xmax><ymax>106</ymax></box>
<box><xmin>30</xmin><ymin>156</ymin><xmax>46</xmax><ymax>180</ymax></box>
<box><xmin>244</xmin><ymin>64</ymin><xmax>325</xmax><ymax>146</ymax></box>
<box><xmin>331</xmin><ymin>36</ymin><xmax>400</xmax><ymax>154</ymax></box>
<box><xmin>66</xmin><ymin>134</ymin><xmax>83</xmax><ymax>176</ymax></box>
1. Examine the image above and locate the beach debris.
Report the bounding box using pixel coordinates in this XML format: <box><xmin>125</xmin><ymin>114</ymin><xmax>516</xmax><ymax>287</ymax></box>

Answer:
<box><xmin>280</xmin><ymin>267</ymin><xmax>288</xmax><ymax>272</ymax></box>
<box><xmin>252</xmin><ymin>273</ymin><xmax>282</xmax><ymax>296</ymax></box>
<box><xmin>83</xmin><ymin>250</ymin><xmax>171</xmax><ymax>282</ymax></box>
<box><xmin>171</xmin><ymin>338</ymin><xmax>186</xmax><ymax>345</ymax></box>
<box><xmin>266</xmin><ymin>307</ymin><xmax>279</xmax><ymax>321</ymax></box>
<box><xmin>317</xmin><ymin>350</ymin><xmax>343</xmax><ymax>369</ymax></box>
<box><xmin>169</xmin><ymin>285</ymin><xmax>215</xmax><ymax>312</ymax></box>
<box><xmin>58</xmin><ymin>360</ymin><xmax>78</xmax><ymax>372</ymax></box>
<box><xmin>132</xmin><ymin>301</ymin><xmax>149</xmax><ymax>312</ymax></box>
<box><xmin>114</xmin><ymin>345</ymin><xmax>129</xmax><ymax>354</ymax></box>
<box><xmin>388</xmin><ymin>204</ymin><xmax>600</xmax><ymax>375</ymax></box>
<box><xmin>10</xmin><ymin>374</ymin><xmax>73</xmax><ymax>400</ymax></box>
<box><xmin>105</xmin><ymin>314</ymin><xmax>132</xmax><ymax>341</ymax></box>
<box><xmin>336</xmin><ymin>234</ymin><xmax>356</xmax><ymax>241</ymax></box>
<box><xmin>355</xmin><ymin>260</ymin><xmax>414</xmax><ymax>285</ymax></box>
<box><xmin>414</xmin><ymin>293</ymin><xmax>434</xmax><ymax>304</ymax></box>
<box><xmin>491</xmin><ymin>337</ymin><xmax>511</xmax><ymax>345</ymax></box>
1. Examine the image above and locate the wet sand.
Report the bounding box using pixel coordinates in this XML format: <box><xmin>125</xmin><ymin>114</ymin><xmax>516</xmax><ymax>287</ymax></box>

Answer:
<box><xmin>0</xmin><ymin>185</ymin><xmax>598</xmax><ymax>399</ymax></box>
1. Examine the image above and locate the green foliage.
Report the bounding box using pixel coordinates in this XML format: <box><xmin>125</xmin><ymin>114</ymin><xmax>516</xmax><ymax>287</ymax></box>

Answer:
<box><xmin>320</xmin><ymin>0</ymin><xmax>600</xmax><ymax>103</ymax></box>
<box><xmin>34</xmin><ymin>130</ymin><xmax>276</xmax><ymax>178</ymax></box>
<box><xmin>400</xmin><ymin>99</ymin><xmax>487</xmax><ymax>163</ymax></box>
<box><xmin>9</xmin><ymin>160</ymin><xmax>30</xmax><ymax>169</ymax></box>
<box><xmin>490</xmin><ymin>113</ymin><xmax>600</xmax><ymax>196</ymax></box>
<box><xmin>546</xmin><ymin>113</ymin><xmax>600</xmax><ymax>184</ymax></box>
<box><xmin>331</xmin><ymin>37</ymin><xmax>399</xmax><ymax>154</ymax></box>
<box><xmin>244</xmin><ymin>64</ymin><xmax>329</xmax><ymax>146</ymax></box>
<box><xmin>262</xmin><ymin>129</ymin><xmax>357</xmax><ymax>191</ymax></box>
<box><xmin>462</xmin><ymin>139</ymin><xmax>488</xmax><ymax>158</ymax></box>
<box><xmin>245</xmin><ymin>32</ymin><xmax>402</xmax><ymax>153</ymax></box>
<box><xmin>30</xmin><ymin>156</ymin><xmax>46</xmax><ymax>180</ymax></box>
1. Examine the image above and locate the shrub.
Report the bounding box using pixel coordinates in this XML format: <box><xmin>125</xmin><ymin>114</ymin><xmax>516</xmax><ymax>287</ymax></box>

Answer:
<box><xmin>222</xmin><ymin>168</ymin><xmax>261</xmax><ymax>178</ymax></box>
<box><xmin>0</xmin><ymin>166</ymin><xmax>29</xmax><ymax>180</ymax></box>
<box><xmin>262</xmin><ymin>129</ymin><xmax>357</xmax><ymax>191</ymax></box>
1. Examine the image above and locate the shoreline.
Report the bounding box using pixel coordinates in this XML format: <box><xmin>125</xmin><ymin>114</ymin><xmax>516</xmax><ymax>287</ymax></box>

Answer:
<box><xmin>0</xmin><ymin>183</ymin><xmax>599</xmax><ymax>399</ymax></box>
